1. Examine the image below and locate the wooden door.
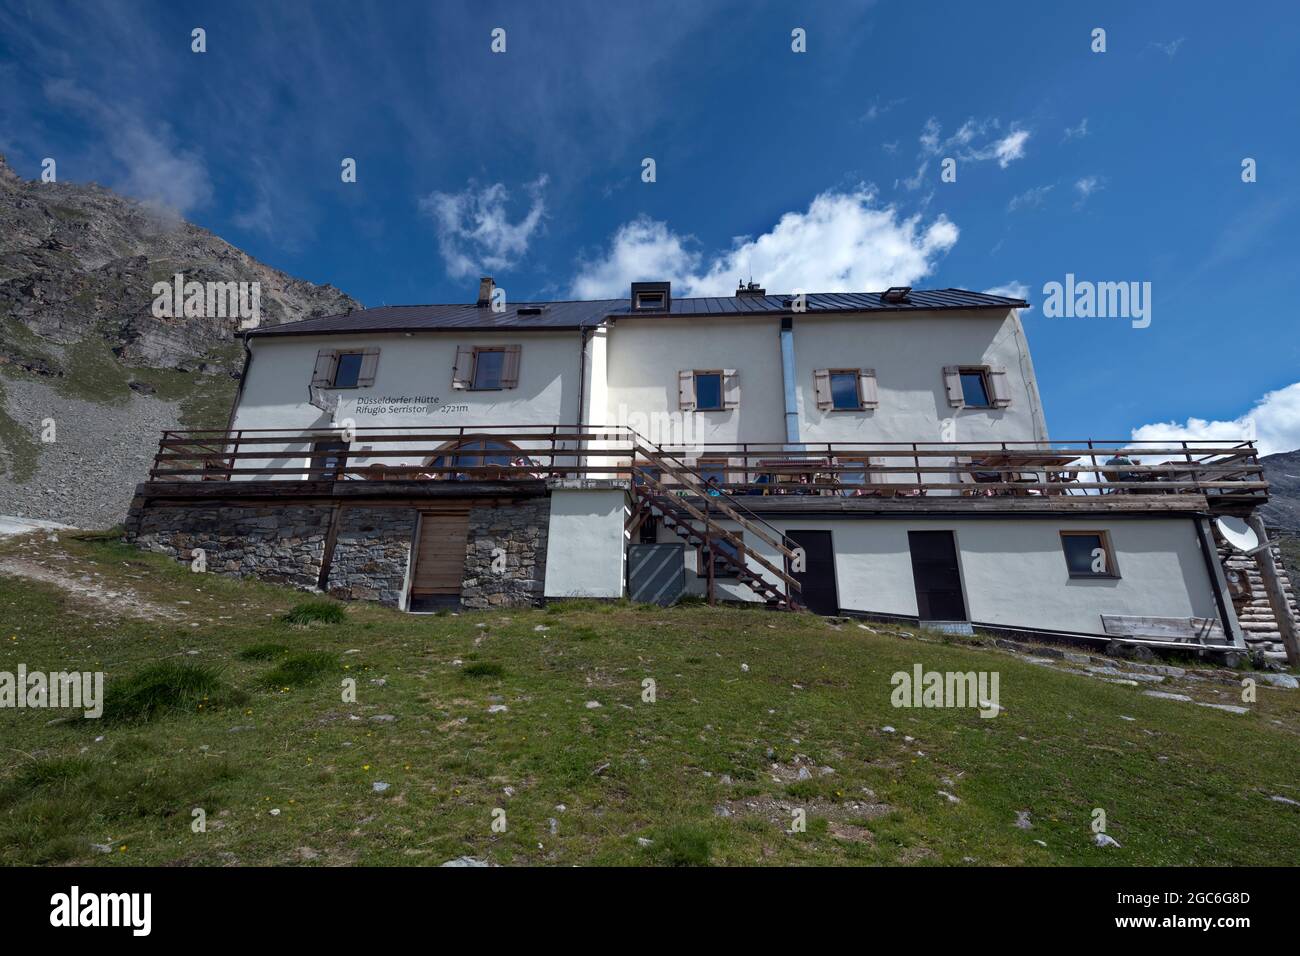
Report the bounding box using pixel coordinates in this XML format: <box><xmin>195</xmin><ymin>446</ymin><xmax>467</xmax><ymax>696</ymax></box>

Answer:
<box><xmin>907</xmin><ymin>530</ymin><xmax>968</xmax><ymax>621</ymax></box>
<box><xmin>410</xmin><ymin>509</ymin><xmax>470</xmax><ymax>609</ymax></box>
<box><xmin>786</xmin><ymin>530</ymin><xmax>839</xmax><ymax>615</ymax></box>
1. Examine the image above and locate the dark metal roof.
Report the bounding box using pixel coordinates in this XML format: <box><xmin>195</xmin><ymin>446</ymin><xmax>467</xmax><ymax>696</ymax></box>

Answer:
<box><xmin>247</xmin><ymin>288</ymin><xmax>1028</xmax><ymax>339</ymax></box>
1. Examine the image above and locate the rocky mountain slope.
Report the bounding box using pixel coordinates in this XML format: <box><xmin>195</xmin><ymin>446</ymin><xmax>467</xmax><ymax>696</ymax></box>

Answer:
<box><xmin>1259</xmin><ymin>449</ymin><xmax>1300</xmax><ymax>532</ymax></box>
<box><xmin>0</xmin><ymin>154</ymin><xmax>360</xmax><ymax>527</ymax></box>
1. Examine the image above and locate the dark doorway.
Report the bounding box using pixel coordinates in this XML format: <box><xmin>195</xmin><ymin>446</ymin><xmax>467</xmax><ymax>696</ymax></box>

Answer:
<box><xmin>786</xmin><ymin>530</ymin><xmax>839</xmax><ymax>615</ymax></box>
<box><xmin>908</xmin><ymin>530</ymin><xmax>968</xmax><ymax>621</ymax></box>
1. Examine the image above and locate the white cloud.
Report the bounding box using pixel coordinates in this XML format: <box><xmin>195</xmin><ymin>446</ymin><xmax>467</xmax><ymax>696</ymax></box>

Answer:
<box><xmin>900</xmin><ymin>116</ymin><xmax>1030</xmax><ymax>189</ymax></box>
<box><xmin>1131</xmin><ymin>382</ymin><xmax>1300</xmax><ymax>457</ymax></box>
<box><xmin>570</xmin><ymin>186</ymin><xmax>959</xmax><ymax>299</ymax></box>
<box><xmin>990</xmin><ymin>129</ymin><xmax>1031</xmax><ymax>168</ymax></box>
<box><xmin>1063</xmin><ymin>118</ymin><xmax>1089</xmax><ymax>142</ymax></box>
<box><xmin>983</xmin><ymin>281</ymin><xmax>1031</xmax><ymax>311</ymax></box>
<box><xmin>43</xmin><ymin>79</ymin><xmax>212</xmax><ymax>215</ymax></box>
<box><xmin>419</xmin><ymin>176</ymin><xmax>548</xmax><ymax>279</ymax></box>
<box><xmin>1073</xmin><ymin>175</ymin><xmax>1105</xmax><ymax>208</ymax></box>
<box><xmin>1008</xmin><ymin>184</ymin><xmax>1053</xmax><ymax>212</ymax></box>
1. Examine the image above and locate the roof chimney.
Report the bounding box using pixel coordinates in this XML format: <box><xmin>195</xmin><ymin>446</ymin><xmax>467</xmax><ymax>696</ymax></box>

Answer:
<box><xmin>735</xmin><ymin>279</ymin><xmax>766</xmax><ymax>297</ymax></box>
<box><xmin>476</xmin><ymin>276</ymin><xmax>495</xmax><ymax>307</ymax></box>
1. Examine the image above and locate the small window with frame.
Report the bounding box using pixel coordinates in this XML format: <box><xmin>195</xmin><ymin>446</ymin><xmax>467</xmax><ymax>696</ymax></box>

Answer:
<box><xmin>635</xmin><ymin>290</ymin><xmax>666</xmax><ymax>311</ymax></box>
<box><xmin>829</xmin><ymin>370</ymin><xmax>863</xmax><ymax>410</ymax></box>
<box><xmin>959</xmin><ymin>368</ymin><xmax>992</xmax><ymax>408</ymax></box>
<box><xmin>332</xmin><ymin>352</ymin><xmax>364</xmax><ymax>388</ymax></box>
<box><xmin>1060</xmin><ymin>530</ymin><xmax>1119</xmax><ymax>578</ymax></box>
<box><xmin>472</xmin><ymin>348</ymin><xmax>506</xmax><ymax>389</ymax></box>
<box><xmin>697</xmin><ymin>458</ymin><xmax>729</xmax><ymax>489</ymax></box>
<box><xmin>694</xmin><ymin>371</ymin><xmax>724</xmax><ymax>411</ymax></box>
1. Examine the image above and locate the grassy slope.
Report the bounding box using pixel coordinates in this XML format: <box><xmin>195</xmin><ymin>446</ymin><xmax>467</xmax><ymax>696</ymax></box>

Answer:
<box><xmin>0</xmin><ymin>533</ymin><xmax>1298</xmax><ymax>867</ymax></box>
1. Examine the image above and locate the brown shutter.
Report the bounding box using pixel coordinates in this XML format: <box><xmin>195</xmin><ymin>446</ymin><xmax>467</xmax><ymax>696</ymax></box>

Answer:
<box><xmin>988</xmin><ymin>367</ymin><xmax>1012</xmax><ymax>407</ymax></box>
<box><xmin>312</xmin><ymin>350</ymin><xmax>338</xmax><ymax>386</ymax></box>
<box><xmin>451</xmin><ymin>346</ymin><xmax>474</xmax><ymax>390</ymax></box>
<box><xmin>357</xmin><ymin>348</ymin><xmax>380</xmax><ymax>387</ymax></box>
<box><xmin>943</xmin><ymin>366</ymin><xmax>964</xmax><ymax>407</ymax></box>
<box><xmin>500</xmin><ymin>345</ymin><xmax>522</xmax><ymax>388</ymax></box>
<box><xmin>813</xmin><ymin>369</ymin><xmax>832</xmax><ymax>410</ymax></box>
<box><xmin>722</xmin><ymin>368</ymin><xmax>739</xmax><ymax>409</ymax></box>
<box><xmin>858</xmin><ymin>368</ymin><xmax>879</xmax><ymax>408</ymax></box>
<box><xmin>677</xmin><ymin>370</ymin><xmax>696</xmax><ymax>411</ymax></box>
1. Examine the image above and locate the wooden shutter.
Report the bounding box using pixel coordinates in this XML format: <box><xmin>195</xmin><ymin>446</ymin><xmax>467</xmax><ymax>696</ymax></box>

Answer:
<box><xmin>677</xmin><ymin>370</ymin><xmax>696</xmax><ymax>411</ymax></box>
<box><xmin>722</xmin><ymin>368</ymin><xmax>739</xmax><ymax>409</ymax></box>
<box><xmin>813</xmin><ymin>369</ymin><xmax>833</xmax><ymax>410</ymax></box>
<box><xmin>858</xmin><ymin>368</ymin><xmax>879</xmax><ymax>408</ymax></box>
<box><xmin>312</xmin><ymin>350</ymin><xmax>339</xmax><ymax>386</ymax></box>
<box><xmin>451</xmin><ymin>346</ymin><xmax>474</xmax><ymax>390</ymax></box>
<box><xmin>500</xmin><ymin>345</ymin><xmax>522</xmax><ymax>388</ymax></box>
<box><xmin>943</xmin><ymin>366</ymin><xmax>964</xmax><ymax>407</ymax></box>
<box><xmin>357</xmin><ymin>348</ymin><xmax>380</xmax><ymax>387</ymax></box>
<box><xmin>988</xmin><ymin>367</ymin><xmax>1012</xmax><ymax>407</ymax></box>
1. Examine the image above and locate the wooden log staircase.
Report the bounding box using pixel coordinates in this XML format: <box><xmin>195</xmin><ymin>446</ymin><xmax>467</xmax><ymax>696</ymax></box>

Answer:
<box><xmin>626</xmin><ymin>442</ymin><xmax>803</xmax><ymax>610</ymax></box>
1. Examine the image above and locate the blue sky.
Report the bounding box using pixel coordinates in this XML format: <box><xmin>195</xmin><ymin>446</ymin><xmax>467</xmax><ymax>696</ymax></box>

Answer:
<box><xmin>1</xmin><ymin>0</ymin><xmax>1297</xmax><ymax>450</ymax></box>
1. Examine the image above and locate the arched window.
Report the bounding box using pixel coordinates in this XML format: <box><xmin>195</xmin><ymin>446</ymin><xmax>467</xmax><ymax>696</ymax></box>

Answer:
<box><xmin>425</xmin><ymin>438</ymin><xmax>528</xmax><ymax>478</ymax></box>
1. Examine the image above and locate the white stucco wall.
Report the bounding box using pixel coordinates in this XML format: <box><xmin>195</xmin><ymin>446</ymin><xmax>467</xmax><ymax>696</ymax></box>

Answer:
<box><xmin>601</xmin><ymin>308</ymin><xmax>1046</xmax><ymax>449</ymax></box>
<box><xmin>662</xmin><ymin>515</ymin><xmax>1218</xmax><ymax>637</ymax></box>
<box><xmin>230</xmin><ymin>330</ymin><xmax>584</xmax><ymax>474</ymax></box>
<box><xmin>543</xmin><ymin>486</ymin><xmax>629</xmax><ymax>598</ymax></box>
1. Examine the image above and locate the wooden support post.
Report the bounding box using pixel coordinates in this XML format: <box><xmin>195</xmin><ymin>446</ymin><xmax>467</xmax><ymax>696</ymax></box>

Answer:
<box><xmin>1247</xmin><ymin>515</ymin><xmax>1300</xmax><ymax>667</ymax></box>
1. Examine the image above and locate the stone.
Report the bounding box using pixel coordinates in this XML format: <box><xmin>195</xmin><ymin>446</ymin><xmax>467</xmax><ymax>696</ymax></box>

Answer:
<box><xmin>1196</xmin><ymin>702</ymin><xmax>1249</xmax><ymax>715</ymax></box>
<box><xmin>1258</xmin><ymin>673</ymin><xmax>1299</xmax><ymax>689</ymax></box>
<box><xmin>440</xmin><ymin>856</ymin><xmax>493</xmax><ymax>867</ymax></box>
<box><xmin>1093</xmin><ymin>833</ymin><xmax>1120</xmax><ymax>848</ymax></box>
<box><xmin>372</xmin><ymin>782</ymin><xmax>390</xmax><ymax>792</ymax></box>
<box><xmin>1142</xmin><ymin>691</ymin><xmax>1193</xmax><ymax>702</ymax></box>
<box><xmin>1014</xmin><ymin>810</ymin><xmax>1032</xmax><ymax>829</ymax></box>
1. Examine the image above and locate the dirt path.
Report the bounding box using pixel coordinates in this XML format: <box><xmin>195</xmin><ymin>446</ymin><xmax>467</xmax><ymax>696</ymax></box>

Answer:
<box><xmin>0</xmin><ymin>554</ymin><xmax>183</xmax><ymax>622</ymax></box>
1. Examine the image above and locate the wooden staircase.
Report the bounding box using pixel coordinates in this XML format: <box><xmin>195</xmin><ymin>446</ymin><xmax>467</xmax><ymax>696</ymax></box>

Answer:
<box><xmin>627</xmin><ymin>444</ymin><xmax>803</xmax><ymax>610</ymax></box>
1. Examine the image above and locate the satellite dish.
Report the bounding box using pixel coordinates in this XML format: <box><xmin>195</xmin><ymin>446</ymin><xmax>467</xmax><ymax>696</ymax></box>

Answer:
<box><xmin>308</xmin><ymin>385</ymin><xmax>339</xmax><ymax>415</ymax></box>
<box><xmin>1215</xmin><ymin>516</ymin><xmax>1260</xmax><ymax>553</ymax></box>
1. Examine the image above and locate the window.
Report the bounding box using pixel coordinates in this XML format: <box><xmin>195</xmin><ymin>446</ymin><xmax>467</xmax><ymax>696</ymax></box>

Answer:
<box><xmin>428</xmin><ymin>439</ymin><xmax>522</xmax><ymax>478</ymax></box>
<box><xmin>695</xmin><ymin>372</ymin><xmax>723</xmax><ymax>411</ymax></box>
<box><xmin>312</xmin><ymin>349</ymin><xmax>379</xmax><ymax>389</ymax></box>
<box><xmin>814</xmin><ymin>368</ymin><xmax>878</xmax><ymax>411</ymax></box>
<box><xmin>635</xmin><ymin>291</ymin><xmax>665</xmax><ymax>310</ymax></box>
<box><xmin>698</xmin><ymin>534</ymin><xmax>743</xmax><ymax>578</ymax></box>
<box><xmin>697</xmin><ymin>459</ymin><xmax>729</xmax><ymax>487</ymax></box>
<box><xmin>830</xmin><ymin>372</ymin><xmax>861</xmax><ymax>410</ymax></box>
<box><xmin>310</xmin><ymin>440</ymin><xmax>348</xmax><ymax>480</ymax></box>
<box><xmin>638</xmin><ymin>517</ymin><xmax>658</xmax><ymax>544</ymax></box>
<box><xmin>944</xmin><ymin>365</ymin><xmax>1011</xmax><ymax>409</ymax></box>
<box><xmin>678</xmin><ymin>369</ymin><xmax>739</xmax><ymax>411</ymax></box>
<box><xmin>1060</xmin><ymin>531</ymin><xmax>1119</xmax><ymax>578</ymax></box>
<box><xmin>960</xmin><ymin>370</ymin><xmax>991</xmax><ymax>408</ymax></box>
<box><xmin>835</xmin><ymin>457</ymin><xmax>874</xmax><ymax>495</ymax></box>
<box><xmin>472</xmin><ymin>349</ymin><xmax>505</xmax><ymax>389</ymax></box>
<box><xmin>332</xmin><ymin>352</ymin><xmax>364</xmax><ymax>388</ymax></box>
<box><xmin>452</xmin><ymin>345</ymin><xmax>521</xmax><ymax>390</ymax></box>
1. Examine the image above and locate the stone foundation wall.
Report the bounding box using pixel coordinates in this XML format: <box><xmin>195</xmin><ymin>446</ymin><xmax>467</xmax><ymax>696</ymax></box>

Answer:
<box><xmin>126</xmin><ymin>504</ymin><xmax>332</xmax><ymax>591</ymax></box>
<box><xmin>126</xmin><ymin>494</ymin><xmax>554</xmax><ymax>611</ymax></box>
<box><xmin>327</xmin><ymin>508</ymin><xmax>418</xmax><ymax>606</ymax></box>
<box><xmin>460</xmin><ymin>499</ymin><xmax>550</xmax><ymax>609</ymax></box>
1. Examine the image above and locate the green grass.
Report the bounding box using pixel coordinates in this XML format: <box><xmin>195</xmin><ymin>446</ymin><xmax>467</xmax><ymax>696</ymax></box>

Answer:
<box><xmin>101</xmin><ymin>661</ymin><xmax>245</xmax><ymax>723</ymax></box>
<box><xmin>237</xmin><ymin>642</ymin><xmax>289</xmax><ymax>662</ymax></box>
<box><xmin>257</xmin><ymin>652</ymin><xmax>340</xmax><ymax>689</ymax></box>
<box><xmin>282</xmin><ymin>600</ymin><xmax>347</xmax><ymax>626</ymax></box>
<box><xmin>461</xmin><ymin>661</ymin><xmax>505</xmax><ymax>678</ymax></box>
<box><xmin>0</xmin><ymin>531</ymin><xmax>1298</xmax><ymax>866</ymax></box>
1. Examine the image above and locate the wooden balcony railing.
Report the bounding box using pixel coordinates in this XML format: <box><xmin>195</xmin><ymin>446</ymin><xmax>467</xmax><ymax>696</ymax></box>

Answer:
<box><xmin>147</xmin><ymin>427</ymin><xmax>1267</xmax><ymax>504</ymax></box>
